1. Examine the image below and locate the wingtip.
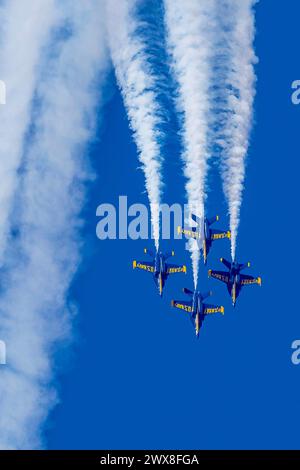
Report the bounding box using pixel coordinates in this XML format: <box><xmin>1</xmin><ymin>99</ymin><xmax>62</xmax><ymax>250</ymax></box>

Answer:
<box><xmin>220</xmin><ymin>306</ymin><xmax>225</xmax><ymax>315</ymax></box>
<box><xmin>257</xmin><ymin>277</ymin><xmax>262</xmax><ymax>286</ymax></box>
<box><xmin>133</xmin><ymin>260</ymin><xmax>137</xmax><ymax>269</ymax></box>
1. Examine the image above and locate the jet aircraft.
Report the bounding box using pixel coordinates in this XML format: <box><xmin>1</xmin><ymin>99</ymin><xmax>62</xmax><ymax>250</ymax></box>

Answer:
<box><xmin>171</xmin><ymin>288</ymin><xmax>224</xmax><ymax>337</ymax></box>
<box><xmin>133</xmin><ymin>249</ymin><xmax>186</xmax><ymax>296</ymax></box>
<box><xmin>178</xmin><ymin>214</ymin><xmax>231</xmax><ymax>264</ymax></box>
<box><xmin>208</xmin><ymin>258</ymin><xmax>262</xmax><ymax>306</ymax></box>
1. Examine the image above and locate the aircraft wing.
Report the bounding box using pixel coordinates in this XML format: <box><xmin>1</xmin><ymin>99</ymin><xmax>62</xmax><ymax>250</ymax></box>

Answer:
<box><xmin>203</xmin><ymin>304</ymin><xmax>224</xmax><ymax>315</ymax></box>
<box><xmin>240</xmin><ymin>274</ymin><xmax>262</xmax><ymax>286</ymax></box>
<box><xmin>166</xmin><ymin>264</ymin><xmax>187</xmax><ymax>274</ymax></box>
<box><xmin>171</xmin><ymin>300</ymin><xmax>193</xmax><ymax>313</ymax></box>
<box><xmin>208</xmin><ymin>270</ymin><xmax>230</xmax><ymax>284</ymax></box>
<box><xmin>211</xmin><ymin>229</ymin><xmax>231</xmax><ymax>240</ymax></box>
<box><xmin>133</xmin><ymin>260</ymin><xmax>155</xmax><ymax>273</ymax></box>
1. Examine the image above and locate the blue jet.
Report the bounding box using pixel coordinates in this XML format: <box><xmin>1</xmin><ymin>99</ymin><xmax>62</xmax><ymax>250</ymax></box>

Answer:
<box><xmin>208</xmin><ymin>258</ymin><xmax>262</xmax><ymax>307</ymax></box>
<box><xmin>171</xmin><ymin>288</ymin><xmax>224</xmax><ymax>337</ymax></box>
<box><xmin>178</xmin><ymin>214</ymin><xmax>231</xmax><ymax>264</ymax></box>
<box><xmin>133</xmin><ymin>249</ymin><xmax>187</xmax><ymax>297</ymax></box>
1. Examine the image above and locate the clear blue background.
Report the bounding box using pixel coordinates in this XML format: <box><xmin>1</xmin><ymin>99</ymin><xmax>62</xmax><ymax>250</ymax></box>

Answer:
<box><xmin>47</xmin><ymin>0</ymin><xmax>300</xmax><ymax>449</ymax></box>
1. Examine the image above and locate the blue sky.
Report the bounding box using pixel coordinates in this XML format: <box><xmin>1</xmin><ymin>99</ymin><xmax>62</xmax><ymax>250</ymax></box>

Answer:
<box><xmin>45</xmin><ymin>0</ymin><xmax>300</xmax><ymax>450</ymax></box>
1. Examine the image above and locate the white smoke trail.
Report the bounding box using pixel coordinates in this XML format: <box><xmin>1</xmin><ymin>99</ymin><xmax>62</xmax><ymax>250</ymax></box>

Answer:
<box><xmin>164</xmin><ymin>0</ymin><xmax>215</xmax><ymax>287</ymax></box>
<box><xmin>106</xmin><ymin>0</ymin><xmax>164</xmax><ymax>250</ymax></box>
<box><xmin>0</xmin><ymin>0</ymin><xmax>108</xmax><ymax>449</ymax></box>
<box><xmin>217</xmin><ymin>0</ymin><xmax>257</xmax><ymax>260</ymax></box>
<box><xmin>0</xmin><ymin>0</ymin><xmax>59</xmax><ymax>265</ymax></box>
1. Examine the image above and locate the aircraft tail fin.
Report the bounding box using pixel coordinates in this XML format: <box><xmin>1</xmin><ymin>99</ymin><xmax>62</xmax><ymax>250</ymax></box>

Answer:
<box><xmin>207</xmin><ymin>215</ymin><xmax>220</xmax><ymax>226</ymax></box>
<box><xmin>220</xmin><ymin>257</ymin><xmax>231</xmax><ymax>269</ymax></box>
<box><xmin>183</xmin><ymin>287</ymin><xmax>193</xmax><ymax>296</ymax></box>
<box><xmin>239</xmin><ymin>262</ymin><xmax>251</xmax><ymax>271</ymax></box>
<box><xmin>144</xmin><ymin>248</ymin><xmax>154</xmax><ymax>258</ymax></box>
<box><xmin>201</xmin><ymin>291</ymin><xmax>213</xmax><ymax>300</ymax></box>
<box><xmin>165</xmin><ymin>251</ymin><xmax>175</xmax><ymax>259</ymax></box>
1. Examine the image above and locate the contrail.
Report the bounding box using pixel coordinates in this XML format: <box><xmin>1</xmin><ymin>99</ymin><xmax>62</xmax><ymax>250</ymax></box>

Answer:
<box><xmin>0</xmin><ymin>0</ymin><xmax>108</xmax><ymax>449</ymax></box>
<box><xmin>215</xmin><ymin>0</ymin><xmax>258</xmax><ymax>260</ymax></box>
<box><xmin>0</xmin><ymin>0</ymin><xmax>59</xmax><ymax>265</ymax></box>
<box><xmin>106</xmin><ymin>0</ymin><xmax>165</xmax><ymax>250</ymax></box>
<box><xmin>164</xmin><ymin>0</ymin><xmax>215</xmax><ymax>287</ymax></box>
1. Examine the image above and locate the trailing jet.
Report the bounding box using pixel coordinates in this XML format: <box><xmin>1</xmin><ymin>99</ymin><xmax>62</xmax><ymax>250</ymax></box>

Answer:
<box><xmin>208</xmin><ymin>258</ymin><xmax>262</xmax><ymax>306</ymax></box>
<box><xmin>171</xmin><ymin>288</ymin><xmax>224</xmax><ymax>337</ymax></box>
<box><xmin>178</xmin><ymin>214</ymin><xmax>231</xmax><ymax>264</ymax></box>
<box><xmin>133</xmin><ymin>249</ymin><xmax>186</xmax><ymax>297</ymax></box>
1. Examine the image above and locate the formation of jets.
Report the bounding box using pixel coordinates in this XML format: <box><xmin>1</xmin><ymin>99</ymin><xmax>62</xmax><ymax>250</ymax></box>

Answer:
<box><xmin>133</xmin><ymin>214</ymin><xmax>262</xmax><ymax>337</ymax></box>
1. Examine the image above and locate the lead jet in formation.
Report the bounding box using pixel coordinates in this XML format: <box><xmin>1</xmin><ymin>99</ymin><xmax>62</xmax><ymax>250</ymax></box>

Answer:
<box><xmin>133</xmin><ymin>249</ymin><xmax>186</xmax><ymax>297</ymax></box>
<box><xmin>208</xmin><ymin>258</ymin><xmax>262</xmax><ymax>307</ymax></box>
<box><xmin>171</xmin><ymin>288</ymin><xmax>224</xmax><ymax>337</ymax></box>
<box><xmin>178</xmin><ymin>214</ymin><xmax>231</xmax><ymax>264</ymax></box>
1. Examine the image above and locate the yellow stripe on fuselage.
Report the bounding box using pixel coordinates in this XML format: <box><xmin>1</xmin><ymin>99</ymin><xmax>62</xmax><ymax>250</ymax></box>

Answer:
<box><xmin>232</xmin><ymin>283</ymin><xmax>236</xmax><ymax>303</ymax></box>
<box><xmin>195</xmin><ymin>313</ymin><xmax>200</xmax><ymax>336</ymax></box>
<box><xmin>203</xmin><ymin>239</ymin><xmax>207</xmax><ymax>263</ymax></box>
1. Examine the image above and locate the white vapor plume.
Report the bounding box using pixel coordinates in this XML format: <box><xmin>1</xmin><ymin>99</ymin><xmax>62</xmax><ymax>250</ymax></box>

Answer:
<box><xmin>0</xmin><ymin>0</ymin><xmax>59</xmax><ymax>265</ymax></box>
<box><xmin>164</xmin><ymin>0</ymin><xmax>215</xmax><ymax>287</ymax></box>
<box><xmin>0</xmin><ymin>0</ymin><xmax>108</xmax><ymax>449</ymax></box>
<box><xmin>216</xmin><ymin>0</ymin><xmax>257</xmax><ymax>260</ymax></box>
<box><xmin>106</xmin><ymin>0</ymin><xmax>164</xmax><ymax>250</ymax></box>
